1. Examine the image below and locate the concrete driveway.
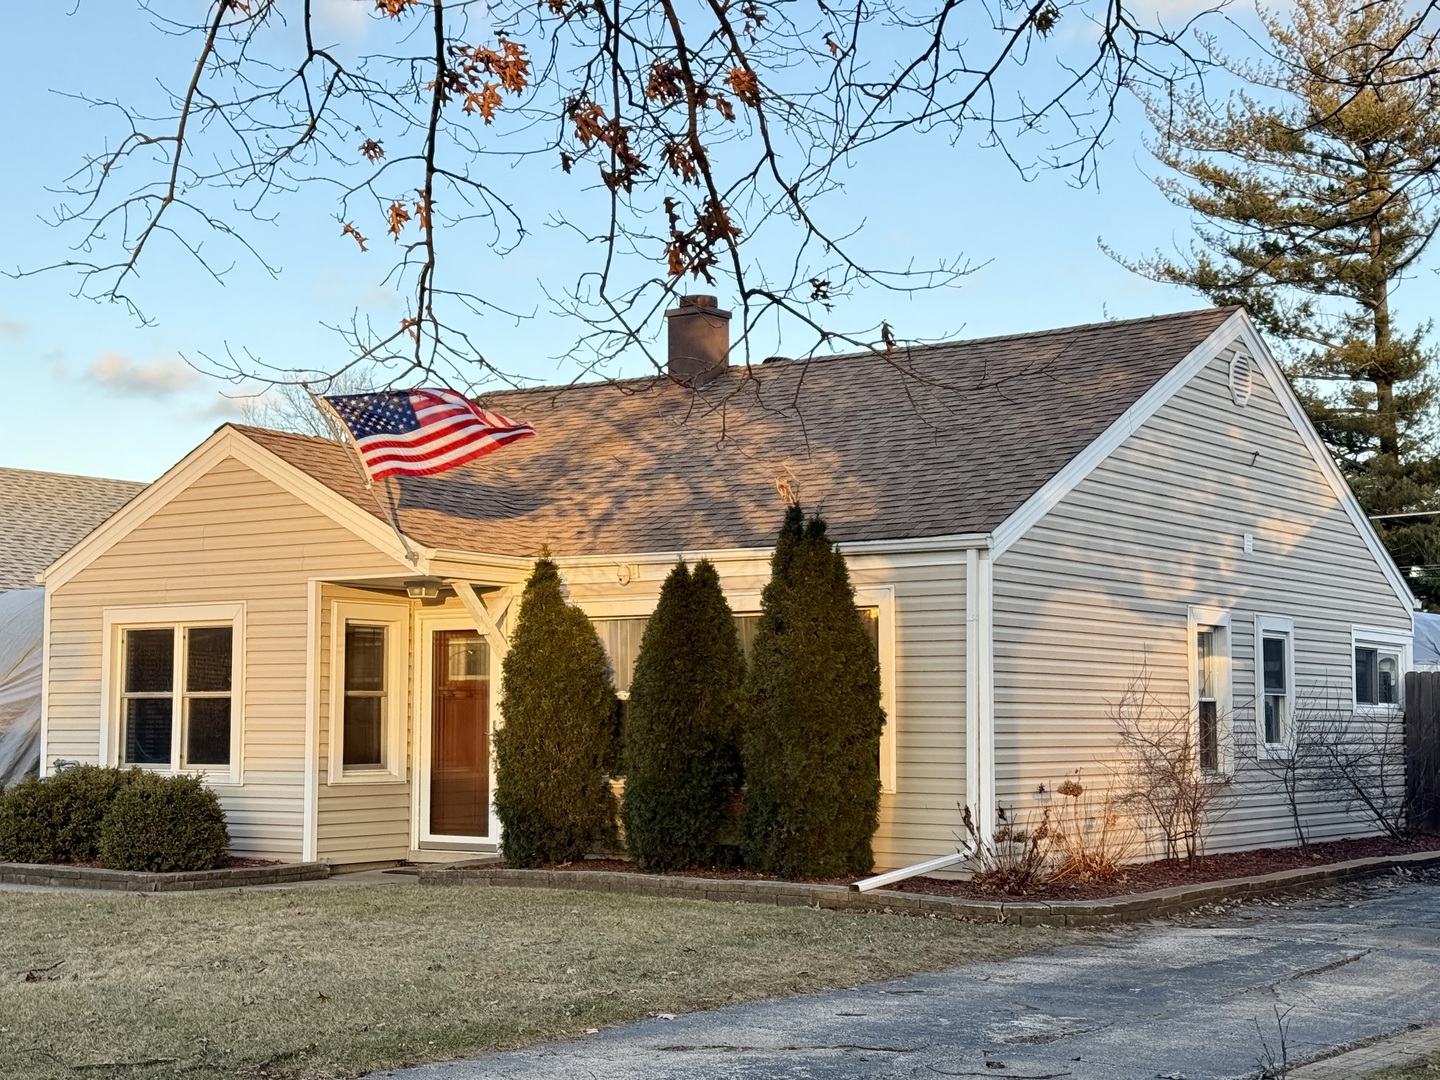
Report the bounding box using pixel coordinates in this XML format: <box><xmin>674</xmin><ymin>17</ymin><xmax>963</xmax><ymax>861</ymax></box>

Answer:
<box><xmin>390</xmin><ymin>872</ymin><xmax>1440</xmax><ymax>1080</ymax></box>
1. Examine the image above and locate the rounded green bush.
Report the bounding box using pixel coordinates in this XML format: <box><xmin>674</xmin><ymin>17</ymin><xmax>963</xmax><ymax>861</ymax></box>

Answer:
<box><xmin>0</xmin><ymin>766</ymin><xmax>142</xmax><ymax>864</ymax></box>
<box><xmin>98</xmin><ymin>772</ymin><xmax>230</xmax><ymax>872</ymax></box>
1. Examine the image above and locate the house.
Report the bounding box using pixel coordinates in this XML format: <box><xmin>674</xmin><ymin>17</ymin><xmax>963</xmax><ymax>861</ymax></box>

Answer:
<box><xmin>0</xmin><ymin>467</ymin><xmax>147</xmax><ymax>786</ymax></box>
<box><xmin>35</xmin><ymin>300</ymin><xmax>1414</xmax><ymax>869</ymax></box>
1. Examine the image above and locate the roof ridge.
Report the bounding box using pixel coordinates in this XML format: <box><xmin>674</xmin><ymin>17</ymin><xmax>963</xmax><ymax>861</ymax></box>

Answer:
<box><xmin>479</xmin><ymin>305</ymin><xmax>1240</xmax><ymax>400</ymax></box>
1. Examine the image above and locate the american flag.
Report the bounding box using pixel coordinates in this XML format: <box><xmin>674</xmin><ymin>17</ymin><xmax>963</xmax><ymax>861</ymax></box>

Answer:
<box><xmin>324</xmin><ymin>388</ymin><xmax>535</xmax><ymax>482</ymax></box>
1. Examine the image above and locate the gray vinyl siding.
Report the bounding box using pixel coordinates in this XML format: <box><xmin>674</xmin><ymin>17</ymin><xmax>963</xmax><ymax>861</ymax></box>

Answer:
<box><xmin>992</xmin><ymin>344</ymin><xmax>1412</xmax><ymax>855</ymax></box>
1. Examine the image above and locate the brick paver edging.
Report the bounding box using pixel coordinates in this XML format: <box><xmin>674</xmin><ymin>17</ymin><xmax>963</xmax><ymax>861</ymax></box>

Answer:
<box><xmin>419</xmin><ymin>850</ymin><xmax>1440</xmax><ymax>926</ymax></box>
<box><xmin>0</xmin><ymin>860</ymin><xmax>331</xmax><ymax>892</ymax></box>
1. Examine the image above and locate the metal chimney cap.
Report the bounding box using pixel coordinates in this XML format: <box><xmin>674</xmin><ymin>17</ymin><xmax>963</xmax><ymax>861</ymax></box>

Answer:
<box><xmin>667</xmin><ymin>295</ymin><xmax>731</xmax><ymax>320</ymax></box>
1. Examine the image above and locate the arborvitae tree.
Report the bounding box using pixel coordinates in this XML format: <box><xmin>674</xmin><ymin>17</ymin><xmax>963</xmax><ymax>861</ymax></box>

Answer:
<box><xmin>743</xmin><ymin>505</ymin><xmax>886</xmax><ymax>879</ymax></box>
<box><xmin>1109</xmin><ymin>0</ymin><xmax>1440</xmax><ymax>603</ymax></box>
<box><xmin>494</xmin><ymin>556</ymin><xmax>618</xmax><ymax>867</ymax></box>
<box><xmin>622</xmin><ymin>560</ymin><xmax>746</xmax><ymax>870</ymax></box>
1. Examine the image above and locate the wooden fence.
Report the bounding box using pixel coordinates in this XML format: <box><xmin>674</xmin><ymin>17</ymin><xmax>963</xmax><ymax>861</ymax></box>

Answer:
<box><xmin>1405</xmin><ymin>671</ymin><xmax>1440</xmax><ymax>832</ymax></box>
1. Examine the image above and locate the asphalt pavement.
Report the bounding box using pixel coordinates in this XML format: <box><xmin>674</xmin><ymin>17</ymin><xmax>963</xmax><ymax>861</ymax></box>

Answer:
<box><xmin>387</xmin><ymin>871</ymin><xmax>1440</xmax><ymax>1080</ymax></box>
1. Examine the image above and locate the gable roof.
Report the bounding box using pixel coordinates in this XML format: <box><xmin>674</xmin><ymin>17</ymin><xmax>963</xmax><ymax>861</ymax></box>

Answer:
<box><xmin>239</xmin><ymin>306</ymin><xmax>1239</xmax><ymax>558</ymax></box>
<box><xmin>0</xmin><ymin>468</ymin><xmax>147</xmax><ymax>591</ymax></box>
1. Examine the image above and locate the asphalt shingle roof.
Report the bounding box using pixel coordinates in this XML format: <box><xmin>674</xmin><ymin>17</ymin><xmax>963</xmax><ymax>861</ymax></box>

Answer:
<box><xmin>239</xmin><ymin>307</ymin><xmax>1237</xmax><ymax>558</ymax></box>
<box><xmin>0</xmin><ymin>468</ymin><xmax>147</xmax><ymax>591</ymax></box>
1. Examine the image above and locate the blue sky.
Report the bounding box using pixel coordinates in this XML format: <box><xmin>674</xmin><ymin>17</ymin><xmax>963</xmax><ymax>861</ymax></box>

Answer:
<box><xmin>4</xmin><ymin>0</ymin><xmax>1435</xmax><ymax>483</ymax></box>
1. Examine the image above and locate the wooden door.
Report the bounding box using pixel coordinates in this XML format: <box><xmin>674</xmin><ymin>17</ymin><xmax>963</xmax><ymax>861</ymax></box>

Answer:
<box><xmin>430</xmin><ymin>630</ymin><xmax>490</xmax><ymax>837</ymax></box>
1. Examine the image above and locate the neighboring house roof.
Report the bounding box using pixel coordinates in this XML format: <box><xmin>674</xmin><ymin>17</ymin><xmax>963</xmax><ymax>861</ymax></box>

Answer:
<box><xmin>238</xmin><ymin>306</ymin><xmax>1238</xmax><ymax>558</ymax></box>
<box><xmin>0</xmin><ymin>468</ymin><xmax>147</xmax><ymax>591</ymax></box>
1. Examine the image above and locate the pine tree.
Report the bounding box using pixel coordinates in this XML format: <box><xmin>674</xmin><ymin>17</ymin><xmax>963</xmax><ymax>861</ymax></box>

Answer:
<box><xmin>742</xmin><ymin>506</ymin><xmax>886</xmax><ymax>879</ymax></box>
<box><xmin>1110</xmin><ymin>0</ymin><xmax>1440</xmax><ymax>603</ymax></box>
<box><xmin>621</xmin><ymin>560</ymin><xmax>746</xmax><ymax>869</ymax></box>
<box><xmin>493</xmin><ymin>556</ymin><xmax>618</xmax><ymax>867</ymax></box>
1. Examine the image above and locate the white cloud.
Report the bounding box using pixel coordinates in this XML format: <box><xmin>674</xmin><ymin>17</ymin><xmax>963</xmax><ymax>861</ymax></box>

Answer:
<box><xmin>86</xmin><ymin>353</ymin><xmax>198</xmax><ymax>396</ymax></box>
<box><xmin>311</xmin><ymin>0</ymin><xmax>372</xmax><ymax>36</ymax></box>
<box><xmin>0</xmin><ymin>317</ymin><xmax>23</xmax><ymax>338</ymax></box>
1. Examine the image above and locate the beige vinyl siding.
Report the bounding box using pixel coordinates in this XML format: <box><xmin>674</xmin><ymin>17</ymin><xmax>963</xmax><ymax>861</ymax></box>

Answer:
<box><xmin>562</xmin><ymin>548</ymin><xmax>968</xmax><ymax>872</ymax></box>
<box><xmin>992</xmin><ymin>345</ymin><xmax>1411</xmax><ymax>855</ymax></box>
<box><xmin>315</xmin><ymin>585</ymin><xmax>413</xmax><ymax>865</ymax></box>
<box><xmin>45</xmin><ymin>456</ymin><xmax>409</xmax><ymax>860</ymax></box>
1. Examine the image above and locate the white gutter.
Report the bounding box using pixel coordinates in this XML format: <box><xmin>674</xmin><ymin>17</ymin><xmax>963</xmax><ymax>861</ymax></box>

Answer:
<box><xmin>851</xmin><ymin>842</ymin><xmax>978</xmax><ymax>892</ymax></box>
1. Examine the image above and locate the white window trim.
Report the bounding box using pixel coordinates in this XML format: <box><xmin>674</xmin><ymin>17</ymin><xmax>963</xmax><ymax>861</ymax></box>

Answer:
<box><xmin>1255</xmin><ymin>614</ymin><xmax>1296</xmax><ymax>758</ymax></box>
<box><xmin>1187</xmin><ymin>606</ymin><xmax>1233</xmax><ymax>777</ymax></box>
<box><xmin>1351</xmin><ymin>625</ymin><xmax>1411</xmax><ymax>714</ymax></box>
<box><xmin>328</xmin><ymin>599</ymin><xmax>409</xmax><ymax>786</ymax></box>
<box><xmin>100</xmin><ymin>602</ymin><xmax>245</xmax><ymax>786</ymax></box>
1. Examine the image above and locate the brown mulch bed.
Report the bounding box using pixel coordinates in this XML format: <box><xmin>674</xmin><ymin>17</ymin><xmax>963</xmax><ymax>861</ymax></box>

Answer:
<box><xmin>496</xmin><ymin>836</ymin><xmax>1440</xmax><ymax>903</ymax></box>
<box><xmin>893</xmin><ymin>834</ymin><xmax>1440</xmax><ymax>902</ymax></box>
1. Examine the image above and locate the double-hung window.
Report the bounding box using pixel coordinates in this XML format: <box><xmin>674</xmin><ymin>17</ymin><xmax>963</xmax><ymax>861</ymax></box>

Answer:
<box><xmin>105</xmin><ymin>604</ymin><xmax>244</xmax><ymax>782</ymax></box>
<box><xmin>1188</xmin><ymin>607</ymin><xmax>1231</xmax><ymax>776</ymax></box>
<box><xmin>1353</xmin><ymin>627</ymin><xmax>1409</xmax><ymax>710</ymax></box>
<box><xmin>1255</xmin><ymin>615</ymin><xmax>1295</xmax><ymax>753</ymax></box>
<box><xmin>329</xmin><ymin>600</ymin><xmax>408</xmax><ymax>783</ymax></box>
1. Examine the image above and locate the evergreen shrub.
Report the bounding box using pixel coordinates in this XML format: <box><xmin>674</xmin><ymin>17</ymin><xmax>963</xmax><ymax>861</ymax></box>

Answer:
<box><xmin>0</xmin><ymin>765</ymin><xmax>141</xmax><ymax>864</ymax></box>
<box><xmin>97</xmin><ymin>771</ymin><xmax>230</xmax><ymax>872</ymax></box>
<box><xmin>494</xmin><ymin>556</ymin><xmax>619</xmax><ymax>867</ymax></box>
<box><xmin>622</xmin><ymin>560</ymin><xmax>746</xmax><ymax>869</ymax></box>
<box><xmin>742</xmin><ymin>505</ymin><xmax>886</xmax><ymax>879</ymax></box>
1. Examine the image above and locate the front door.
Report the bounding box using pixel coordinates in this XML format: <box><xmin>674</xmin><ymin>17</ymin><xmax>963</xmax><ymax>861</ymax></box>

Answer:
<box><xmin>428</xmin><ymin>629</ymin><xmax>490</xmax><ymax>838</ymax></box>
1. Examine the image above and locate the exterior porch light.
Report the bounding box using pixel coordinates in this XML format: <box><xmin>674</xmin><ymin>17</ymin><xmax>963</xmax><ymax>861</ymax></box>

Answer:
<box><xmin>405</xmin><ymin>578</ymin><xmax>444</xmax><ymax>600</ymax></box>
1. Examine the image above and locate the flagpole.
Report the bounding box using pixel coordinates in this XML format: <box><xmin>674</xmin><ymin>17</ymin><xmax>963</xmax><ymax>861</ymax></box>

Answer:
<box><xmin>305</xmin><ymin>383</ymin><xmax>421</xmax><ymax>567</ymax></box>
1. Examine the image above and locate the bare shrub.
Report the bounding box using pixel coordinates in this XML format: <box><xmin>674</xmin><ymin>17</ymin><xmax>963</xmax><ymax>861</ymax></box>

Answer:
<box><xmin>1111</xmin><ymin>670</ymin><xmax>1233</xmax><ymax>864</ymax></box>
<box><xmin>1049</xmin><ymin>774</ymin><xmax>1137</xmax><ymax>883</ymax></box>
<box><xmin>959</xmin><ymin>804</ymin><xmax>1054</xmax><ymax>895</ymax></box>
<box><xmin>1301</xmin><ymin>686</ymin><xmax>1409</xmax><ymax>841</ymax></box>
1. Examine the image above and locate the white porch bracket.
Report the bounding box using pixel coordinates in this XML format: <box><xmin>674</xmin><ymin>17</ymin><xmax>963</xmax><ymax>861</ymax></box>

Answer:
<box><xmin>451</xmin><ymin>581</ymin><xmax>510</xmax><ymax>662</ymax></box>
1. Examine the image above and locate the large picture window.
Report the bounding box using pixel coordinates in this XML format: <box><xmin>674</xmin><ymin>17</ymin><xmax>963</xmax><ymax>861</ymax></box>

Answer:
<box><xmin>104</xmin><ymin>604</ymin><xmax>243</xmax><ymax>782</ymax></box>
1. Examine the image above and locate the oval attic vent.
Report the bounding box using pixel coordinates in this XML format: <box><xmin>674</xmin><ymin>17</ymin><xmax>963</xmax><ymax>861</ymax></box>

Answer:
<box><xmin>1229</xmin><ymin>351</ymin><xmax>1254</xmax><ymax>407</ymax></box>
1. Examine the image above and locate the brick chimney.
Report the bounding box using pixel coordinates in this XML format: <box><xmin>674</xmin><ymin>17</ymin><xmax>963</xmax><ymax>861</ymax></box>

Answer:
<box><xmin>666</xmin><ymin>295</ymin><xmax>731</xmax><ymax>387</ymax></box>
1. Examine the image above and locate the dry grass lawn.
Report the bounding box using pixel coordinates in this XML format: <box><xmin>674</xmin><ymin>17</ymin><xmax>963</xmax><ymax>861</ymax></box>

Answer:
<box><xmin>0</xmin><ymin>883</ymin><xmax>1077</xmax><ymax>1079</ymax></box>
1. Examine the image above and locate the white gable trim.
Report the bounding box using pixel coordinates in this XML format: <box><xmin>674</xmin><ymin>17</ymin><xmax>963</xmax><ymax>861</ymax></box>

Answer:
<box><xmin>41</xmin><ymin>427</ymin><xmax>430</xmax><ymax>591</ymax></box>
<box><xmin>990</xmin><ymin>309</ymin><xmax>1416</xmax><ymax>614</ymax></box>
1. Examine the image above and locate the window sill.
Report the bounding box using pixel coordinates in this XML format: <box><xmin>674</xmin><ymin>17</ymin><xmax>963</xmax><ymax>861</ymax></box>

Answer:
<box><xmin>1257</xmin><ymin>743</ymin><xmax>1294</xmax><ymax>761</ymax></box>
<box><xmin>118</xmin><ymin>764</ymin><xmax>242</xmax><ymax>786</ymax></box>
<box><xmin>327</xmin><ymin>769</ymin><xmax>406</xmax><ymax>787</ymax></box>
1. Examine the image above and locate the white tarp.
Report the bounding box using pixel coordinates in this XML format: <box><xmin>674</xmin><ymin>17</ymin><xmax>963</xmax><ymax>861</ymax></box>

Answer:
<box><xmin>0</xmin><ymin>588</ymin><xmax>43</xmax><ymax>788</ymax></box>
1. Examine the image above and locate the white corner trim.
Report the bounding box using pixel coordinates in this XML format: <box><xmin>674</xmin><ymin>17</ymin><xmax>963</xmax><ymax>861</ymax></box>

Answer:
<box><xmin>990</xmin><ymin>310</ymin><xmax>1251</xmax><ymax>559</ymax></box>
<box><xmin>1240</xmin><ymin>320</ymin><xmax>1419</xmax><ymax>614</ymax></box>
<box><xmin>41</xmin><ymin>427</ymin><xmax>430</xmax><ymax>592</ymax></box>
<box><xmin>37</xmin><ymin>588</ymin><xmax>52</xmax><ymax>777</ymax></box>
<box><xmin>965</xmin><ymin>549</ymin><xmax>996</xmax><ymax>842</ymax></box>
<box><xmin>302</xmin><ymin>578</ymin><xmax>321</xmax><ymax>863</ymax></box>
